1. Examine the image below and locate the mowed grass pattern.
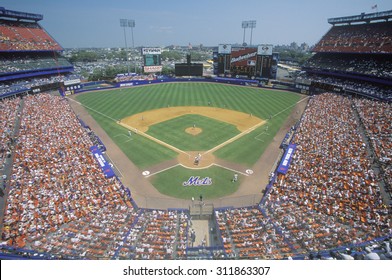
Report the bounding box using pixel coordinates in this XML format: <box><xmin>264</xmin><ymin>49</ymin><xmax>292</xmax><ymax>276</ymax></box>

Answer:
<box><xmin>151</xmin><ymin>165</ymin><xmax>241</xmax><ymax>199</ymax></box>
<box><xmin>147</xmin><ymin>114</ymin><xmax>240</xmax><ymax>151</ymax></box>
<box><xmin>76</xmin><ymin>82</ymin><xmax>302</xmax><ymax>167</ymax></box>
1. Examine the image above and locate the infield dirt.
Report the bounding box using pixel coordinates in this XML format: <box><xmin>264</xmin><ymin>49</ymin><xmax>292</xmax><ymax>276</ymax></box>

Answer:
<box><xmin>119</xmin><ymin>106</ymin><xmax>264</xmax><ymax>133</ymax></box>
<box><xmin>118</xmin><ymin>106</ymin><xmax>266</xmax><ymax>168</ymax></box>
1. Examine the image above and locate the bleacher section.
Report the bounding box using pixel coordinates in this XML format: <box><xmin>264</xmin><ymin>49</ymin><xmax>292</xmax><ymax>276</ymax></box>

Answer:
<box><xmin>0</xmin><ymin>97</ymin><xmax>19</xmax><ymax>171</ymax></box>
<box><xmin>301</xmin><ymin>10</ymin><xmax>392</xmax><ymax>101</ymax></box>
<box><xmin>0</xmin><ymin>89</ymin><xmax>391</xmax><ymax>260</ymax></box>
<box><xmin>0</xmin><ymin>53</ymin><xmax>72</xmax><ymax>75</ymax></box>
<box><xmin>215</xmin><ymin>93</ymin><xmax>391</xmax><ymax>260</ymax></box>
<box><xmin>354</xmin><ymin>99</ymin><xmax>392</xmax><ymax>195</ymax></box>
<box><xmin>215</xmin><ymin>207</ymin><xmax>291</xmax><ymax>259</ymax></box>
<box><xmin>312</xmin><ymin>21</ymin><xmax>392</xmax><ymax>54</ymax></box>
<box><xmin>0</xmin><ymin>8</ymin><xmax>73</xmax><ymax>98</ymax></box>
<box><xmin>263</xmin><ymin>93</ymin><xmax>390</xmax><ymax>256</ymax></box>
<box><xmin>304</xmin><ymin>53</ymin><xmax>392</xmax><ymax>79</ymax></box>
<box><xmin>0</xmin><ymin>19</ymin><xmax>62</xmax><ymax>51</ymax></box>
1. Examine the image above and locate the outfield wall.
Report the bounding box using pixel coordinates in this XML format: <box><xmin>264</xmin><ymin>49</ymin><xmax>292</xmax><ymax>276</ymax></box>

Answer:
<box><xmin>65</xmin><ymin>77</ymin><xmax>300</xmax><ymax>96</ymax></box>
<box><xmin>1</xmin><ymin>77</ymin><xmax>298</xmax><ymax>99</ymax></box>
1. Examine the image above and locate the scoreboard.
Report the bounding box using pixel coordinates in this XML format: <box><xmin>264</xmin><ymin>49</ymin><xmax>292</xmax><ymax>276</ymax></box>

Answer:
<box><xmin>230</xmin><ymin>48</ymin><xmax>258</xmax><ymax>77</ymax></box>
<box><xmin>175</xmin><ymin>63</ymin><xmax>203</xmax><ymax>77</ymax></box>
<box><xmin>144</xmin><ymin>54</ymin><xmax>161</xmax><ymax>66</ymax></box>
<box><xmin>215</xmin><ymin>44</ymin><xmax>276</xmax><ymax>79</ymax></box>
<box><xmin>142</xmin><ymin>48</ymin><xmax>163</xmax><ymax>73</ymax></box>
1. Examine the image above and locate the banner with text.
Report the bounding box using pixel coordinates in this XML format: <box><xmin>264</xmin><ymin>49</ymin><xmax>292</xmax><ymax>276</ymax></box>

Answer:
<box><xmin>230</xmin><ymin>48</ymin><xmax>257</xmax><ymax>67</ymax></box>
<box><xmin>90</xmin><ymin>146</ymin><xmax>115</xmax><ymax>178</ymax></box>
<box><xmin>277</xmin><ymin>144</ymin><xmax>296</xmax><ymax>174</ymax></box>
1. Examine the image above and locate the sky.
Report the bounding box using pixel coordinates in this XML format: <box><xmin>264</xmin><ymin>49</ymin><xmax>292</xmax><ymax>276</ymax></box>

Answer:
<box><xmin>1</xmin><ymin>0</ymin><xmax>392</xmax><ymax>48</ymax></box>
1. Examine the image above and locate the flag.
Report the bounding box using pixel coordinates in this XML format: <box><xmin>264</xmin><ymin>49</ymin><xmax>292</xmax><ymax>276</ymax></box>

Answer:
<box><xmin>372</xmin><ymin>4</ymin><xmax>377</xmax><ymax>9</ymax></box>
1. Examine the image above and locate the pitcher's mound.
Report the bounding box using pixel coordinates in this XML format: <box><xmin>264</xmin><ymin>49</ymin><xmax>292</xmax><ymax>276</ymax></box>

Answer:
<box><xmin>185</xmin><ymin>127</ymin><xmax>202</xmax><ymax>136</ymax></box>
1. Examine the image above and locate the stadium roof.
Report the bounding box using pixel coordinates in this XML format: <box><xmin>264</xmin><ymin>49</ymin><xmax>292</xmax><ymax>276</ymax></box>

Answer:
<box><xmin>328</xmin><ymin>9</ymin><xmax>392</xmax><ymax>25</ymax></box>
<box><xmin>0</xmin><ymin>7</ymin><xmax>43</xmax><ymax>22</ymax></box>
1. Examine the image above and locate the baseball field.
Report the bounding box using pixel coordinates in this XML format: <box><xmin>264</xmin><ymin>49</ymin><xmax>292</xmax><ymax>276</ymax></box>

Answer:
<box><xmin>73</xmin><ymin>82</ymin><xmax>304</xmax><ymax>201</ymax></box>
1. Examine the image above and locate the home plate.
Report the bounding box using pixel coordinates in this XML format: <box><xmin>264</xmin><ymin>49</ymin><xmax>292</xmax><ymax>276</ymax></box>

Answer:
<box><xmin>142</xmin><ymin>171</ymin><xmax>150</xmax><ymax>176</ymax></box>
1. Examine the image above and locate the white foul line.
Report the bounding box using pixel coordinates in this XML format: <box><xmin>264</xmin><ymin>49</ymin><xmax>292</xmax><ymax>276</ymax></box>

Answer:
<box><xmin>213</xmin><ymin>163</ymin><xmax>249</xmax><ymax>176</ymax></box>
<box><xmin>66</xmin><ymin>97</ymin><xmax>119</xmax><ymax>122</ymax></box>
<box><xmin>146</xmin><ymin>163</ymin><xmax>249</xmax><ymax>178</ymax></box>
<box><xmin>145</xmin><ymin>164</ymin><xmax>181</xmax><ymax>178</ymax></box>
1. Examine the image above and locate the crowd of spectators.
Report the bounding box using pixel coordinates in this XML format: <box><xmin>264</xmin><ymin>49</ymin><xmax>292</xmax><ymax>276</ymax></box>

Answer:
<box><xmin>263</xmin><ymin>93</ymin><xmax>390</xmax><ymax>255</ymax></box>
<box><xmin>354</xmin><ymin>98</ymin><xmax>392</xmax><ymax>193</ymax></box>
<box><xmin>0</xmin><ymin>53</ymin><xmax>72</xmax><ymax>74</ymax></box>
<box><xmin>300</xmin><ymin>74</ymin><xmax>392</xmax><ymax>100</ymax></box>
<box><xmin>215</xmin><ymin>207</ymin><xmax>292</xmax><ymax>259</ymax></box>
<box><xmin>1</xmin><ymin>87</ymin><xmax>391</xmax><ymax>260</ymax></box>
<box><xmin>312</xmin><ymin>21</ymin><xmax>392</xmax><ymax>53</ymax></box>
<box><xmin>304</xmin><ymin>19</ymin><xmax>392</xmax><ymax>103</ymax></box>
<box><xmin>0</xmin><ymin>74</ymin><xmax>76</xmax><ymax>96</ymax></box>
<box><xmin>2</xmin><ymin>93</ymin><xmax>133</xmax><ymax>247</ymax></box>
<box><xmin>0</xmin><ymin>81</ymin><xmax>29</xmax><ymax>96</ymax></box>
<box><xmin>27</xmin><ymin>205</ymin><xmax>138</xmax><ymax>259</ymax></box>
<box><xmin>304</xmin><ymin>53</ymin><xmax>392</xmax><ymax>79</ymax></box>
<box><xmin>120</xmin><ymin>210</ymin><xmax>189</xmax><ymax>260</ymax></box>
<box><xmin>0</xmin><ymin>19</ymin><xmax>62</xmax><ymax>51</ymax></box>
<box><xmin>212</xmin><ymin>93</ymin><xmax>391</xmax><ymax>260</ymax></box>
<box><xmin>0</xmin><ymin>97</ymin><xmax>20</xmax><ymax>169</ymax></box>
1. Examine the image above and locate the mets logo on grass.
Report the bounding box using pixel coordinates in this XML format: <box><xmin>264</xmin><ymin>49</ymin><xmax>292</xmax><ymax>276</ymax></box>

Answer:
<box><xmin>183</xmin><ymin>176</ymin><xmax>212</xmax><ymax>187</ymax></box>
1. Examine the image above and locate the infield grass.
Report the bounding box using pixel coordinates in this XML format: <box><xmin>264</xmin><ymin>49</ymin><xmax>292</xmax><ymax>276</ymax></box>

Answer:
<box><xmin>147</xmin><ymin>114</ymin><xmax>240</xmax><ymax>151</ymax></box>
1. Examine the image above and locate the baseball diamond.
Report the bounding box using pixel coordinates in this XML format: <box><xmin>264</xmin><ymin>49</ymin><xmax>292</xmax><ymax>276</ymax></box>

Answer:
<box><xmin>72</xmin><ymin>82</ymin><xmax>305</xmax><ymax>203</ymax></box>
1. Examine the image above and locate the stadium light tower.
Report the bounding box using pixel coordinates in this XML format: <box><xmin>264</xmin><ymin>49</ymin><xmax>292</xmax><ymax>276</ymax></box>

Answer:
<box><xmin>248</xmin><ymin>20</ymin><xmax>256</xmax><ymax>46</ymax></box>
<box><xmin>120</xmin><ymin>18</ymin><xmax>131</xmax><ymax>75</ymax></box>
<box><xmin>241</xmin><ymin>21</ymin><xmax>249</xmax><ymax>46</ymax></box>
<box><xmin>242</xmin><ymin>20</ymin><xmax>256</xmax><ymax>46</ymax></box>
<box><xmin>128</xmin><ymin>19</ymin><xmax>136</xmax><ymax>73</ymax></box>
<box><xmin>128</xmin><ymin>20</ymin><xmax>135</xmax><ymax>48</ymax></box>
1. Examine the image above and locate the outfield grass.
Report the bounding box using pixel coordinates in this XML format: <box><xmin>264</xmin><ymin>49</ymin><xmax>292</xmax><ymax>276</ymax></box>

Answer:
<box><xmin>76</xmin><ymin>82</ymin><xmax>301</xmax><ymax>167</ymax></box>
<box><xmin>147</xmin><ymin>114</ymin><xmax>240</xmax><ymax>151</ymax></box>
<box><xmin>150</xmin><ymin>165</ymin><xmax>241</xmax><ymax>199</ymax></box>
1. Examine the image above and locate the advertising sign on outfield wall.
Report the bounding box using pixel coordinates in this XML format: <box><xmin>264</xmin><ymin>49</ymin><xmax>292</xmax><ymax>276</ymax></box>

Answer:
<box><xmin>144</xmin><ymin>65</ymin><xmax>163</xmax><ymax>73</ymax></box>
